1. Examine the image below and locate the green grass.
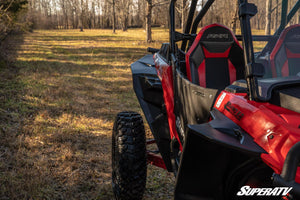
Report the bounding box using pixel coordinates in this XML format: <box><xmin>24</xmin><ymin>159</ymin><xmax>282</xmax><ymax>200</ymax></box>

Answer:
<box><xmin>0</xmin><ymin>28</ymin><xmax>174</xmax><ymax>200</ymax></box>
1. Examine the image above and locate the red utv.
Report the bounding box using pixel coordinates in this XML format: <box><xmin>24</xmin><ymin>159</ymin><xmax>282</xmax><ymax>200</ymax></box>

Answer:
<box><xmin>112</xmin><ymin>0</ymin><xmax>300</xmax><ymax>199</ymax></box>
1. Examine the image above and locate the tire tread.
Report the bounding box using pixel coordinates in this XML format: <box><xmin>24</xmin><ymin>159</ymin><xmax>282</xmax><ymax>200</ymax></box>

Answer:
<box><xmin>112</xmin><ymin>112</ymin><xmax>147</xmax><ymax>200</ymax></box>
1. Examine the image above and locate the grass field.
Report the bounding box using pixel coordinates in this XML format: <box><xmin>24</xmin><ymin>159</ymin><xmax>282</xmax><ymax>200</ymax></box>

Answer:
<box><xmin>0</xmin><ymin>27</ymin><xmax>268</xmax><ymax>199</ymax></box>
<box><xmin>0</xmin><ymin>28</ymin><xmax>175</xmax><ymax>199</ymax></box>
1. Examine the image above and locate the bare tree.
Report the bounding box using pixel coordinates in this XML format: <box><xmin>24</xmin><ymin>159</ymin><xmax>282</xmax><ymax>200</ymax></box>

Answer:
<box><xmin>275</xmin><ymin>0</ymin><xmax>279</xmax><ymax>29</ymax></box>
<box><xmin>231</xmin><ymin>0</ymin><xmax>239</xmax><ymax>34</ymax></box>
<box><xmin>145</xmin><ymin>0</ymin><xmax>152</xmax><ymax>42</ymax></box>
<box><xmin>113</xmin><ymin>0</ymin><xmax>116</xmax><ymax>33</ymax></box>
<box><xmin>145</xmin><ymin>0</ymin><xmax>168</xmax><ymax>43</ymax></box>
<box><xmin>200</xmin><ymin>0</ymin><xmax>204</xmax><ymax>27</ymax></box>
<box><xmin>115</xmin><ymin>0</ymin><xmax>133</xmax><ymax>31</ymax></box>
<box><xmin>180</xmin><ymin>0</ymin><xmax>187</xmax><ymax>32</ymax></box>
<box><xmin>265</xmin><ymin>0</ymin><xmax>272</xmax><ymax>35</ymax></box>
<box><xmin>23</xmin><ymin>0</ymin><xmax>285</xmax><ymax>37</ymax></box>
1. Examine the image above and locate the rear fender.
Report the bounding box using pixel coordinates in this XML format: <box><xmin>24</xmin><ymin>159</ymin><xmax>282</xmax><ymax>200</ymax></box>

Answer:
<box><xmin>174</xmin><ymin>109</ymin><xmax>267</xmax><ymax>200</ymax></box>
<box><xmin>131</xmin><ymin>54</ymin><xmax>172</xmax><ymax>171</ymax></box>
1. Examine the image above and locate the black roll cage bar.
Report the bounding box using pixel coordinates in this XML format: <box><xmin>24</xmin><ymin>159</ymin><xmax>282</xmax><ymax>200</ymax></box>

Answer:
<box><xmin>169</xmin><ymin>0</ymin><xmax>300</xmax><ymax>101</ymax></box>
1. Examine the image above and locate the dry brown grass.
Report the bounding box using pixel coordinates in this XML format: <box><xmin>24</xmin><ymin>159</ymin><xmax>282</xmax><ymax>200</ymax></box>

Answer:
<box><xmin>0</xmin><ymin>28</ymin><xmax>174</xmax><ymax>200</ymax></box>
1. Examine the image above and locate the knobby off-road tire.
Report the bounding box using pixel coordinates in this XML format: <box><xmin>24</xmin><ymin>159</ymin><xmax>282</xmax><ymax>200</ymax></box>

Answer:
<box><xmin>112</xmin><ymin>112</ymin><xmax>147</xmax><ymax>200</ymax></box>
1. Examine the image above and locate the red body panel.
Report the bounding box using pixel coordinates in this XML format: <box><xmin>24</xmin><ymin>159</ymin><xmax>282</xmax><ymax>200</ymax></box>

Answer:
<box><xmin>214</xmin><ymin>91</ymin><xmax>300</xmax><ymax>183</ymax></box>
<box><xmin>146</xmin><ymin>139</ymin><xmax>166</xmax><ymax>169</ymax></box>
<box><xmin>154</xmin><ymin>54</ymin><xmax>183</xmax><ymax>150</ymax></box>
<box><xmin>147</xmin><ymin>152</ymin><xmax>167</xmax><ymax>169</ymax></box>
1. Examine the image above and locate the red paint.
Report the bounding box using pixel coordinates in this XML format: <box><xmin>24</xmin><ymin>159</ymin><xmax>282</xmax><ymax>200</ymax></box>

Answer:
<box><xmin>228</xmin><ymin>59</ymin><xmax>236</xmax><ymax>84</ymax></box>
<box><xmin>186</xmin><ymin>50</ymin><xmax>192</xmax><ymax>81</ymax></box>
<box><xmin>198</xmin><ymin>59</ymin><xmax>206</xmax><ymax>87</ymax></box>
<box><xmin>286</xmin><ymin>47</ymin><xmax>300</xmax><ymax>58</ymax></box>
<box><xmin>147</xmin><ymin>151</ymin><xmax>167</xmax><ymax>169</ymax></box>
<box><xmin>214</xmin><ymin>91</ymin><xmax>300</xmax><ymax>183</ymax></box>
<box><xmin>154</xmin><ymin>53</ymin><xmax>183</xmax><ymax>151</ymax></box>
<box><xmin>202</xmin><ymin>46</ymin><xmax>231</xmax><ymax>58</ymax></box>
<box><xmin>281</xmin><ymin>60</ymin><xmax>289</xmax><ymax>77</ymax></box>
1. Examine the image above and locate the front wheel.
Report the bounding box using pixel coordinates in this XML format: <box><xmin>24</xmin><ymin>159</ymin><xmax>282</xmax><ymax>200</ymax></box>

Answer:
<box><xmin>112</xmin><ymin>112</ymin><xmax>147</xmax><ymax>200</ymax></box>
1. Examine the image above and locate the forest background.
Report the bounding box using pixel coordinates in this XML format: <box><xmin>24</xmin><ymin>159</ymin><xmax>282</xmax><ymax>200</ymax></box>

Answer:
<box><xmin>2</xmin><ymin>0</ymin><xmax>300</xmax><ymax>43</ymax></box>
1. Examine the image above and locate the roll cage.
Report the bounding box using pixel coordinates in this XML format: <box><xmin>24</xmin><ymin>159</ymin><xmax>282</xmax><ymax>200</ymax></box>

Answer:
<box><xmin>169</xmin><ymin>0</ymin><xmax>300</xmax><ymax>101</ymax></box>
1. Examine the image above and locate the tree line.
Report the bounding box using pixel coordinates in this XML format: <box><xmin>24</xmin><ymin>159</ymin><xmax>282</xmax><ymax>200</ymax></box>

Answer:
<box><xmin>0</xmin><ymin>0</ymin><xmax>28</xmax><ymax>42</ymax></box>
<box><xmin>1</xmin><ymin>0</ymin><xmax>300</xmax><ymax>43</ymax></box>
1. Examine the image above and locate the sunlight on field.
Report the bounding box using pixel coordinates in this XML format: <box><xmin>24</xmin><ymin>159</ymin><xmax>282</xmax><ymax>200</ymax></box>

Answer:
<box><xmin>0</xmin><ymin>27</ymin><xmax>269</xmax><ymax>199</ymax></box>
<box><xmin>0</xmin><ymin>28</ymin><xmax>174</xmax><ymax>199</ymax></box>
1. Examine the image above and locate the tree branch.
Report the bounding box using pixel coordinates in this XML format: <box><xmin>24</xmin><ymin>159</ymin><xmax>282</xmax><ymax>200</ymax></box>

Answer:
<box><xmin>153</xmin><ymin>1</ymin><xmax>169</xmax><ymax>7</ymax></box>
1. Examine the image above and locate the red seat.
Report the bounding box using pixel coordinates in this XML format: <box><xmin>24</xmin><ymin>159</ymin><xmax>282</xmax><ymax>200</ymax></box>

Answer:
<box><xmin>186</xmin><ymin>24</ymin><xmax>245</xmax><ymax>90</ymax></box>
<box><xmin>270</xmin><ymin>24</ymin><xmax>300</xmax><ymax>77</ymax></box>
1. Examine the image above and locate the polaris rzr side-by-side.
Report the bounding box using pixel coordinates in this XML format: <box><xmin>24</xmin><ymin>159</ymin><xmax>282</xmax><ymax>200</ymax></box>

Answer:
<box><xmin>112</xmin><ymin>0</ymin><xmax>300</xmax><ymax>199</ymax></box>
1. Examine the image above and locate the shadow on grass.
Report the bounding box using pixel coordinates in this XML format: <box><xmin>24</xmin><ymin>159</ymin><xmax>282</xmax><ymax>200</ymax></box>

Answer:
<box><xmin>31</xmin><ymin>34</ymin><xmax>139</xmax><ymax>42</ymax></box>
<box><xmin>19</xmin><ymin>46</ymin><xmax>147</xmax><ymax>61</ymax></box>
<box><xmin>0</xmin><ymin>31</ymin><xmax>150</xmax><ymax>199</ymax></box>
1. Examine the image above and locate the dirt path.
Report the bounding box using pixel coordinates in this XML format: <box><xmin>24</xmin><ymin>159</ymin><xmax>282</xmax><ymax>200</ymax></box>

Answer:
<box><xmin>0</xmin><ymin>29</ymin><xmax>174</xmax><ymax>199</ymax></box>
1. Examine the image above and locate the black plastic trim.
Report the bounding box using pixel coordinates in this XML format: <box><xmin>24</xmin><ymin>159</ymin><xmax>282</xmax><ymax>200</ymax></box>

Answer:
<box><xmin>189</xmin><ymin>109</ymin><xmax>266</xmax><ymax>155</ymax></box>
<box><xmin>273</xmin><ymin>142</ymin><xmax>300</xmax><ymax>198</ymax></box>
<box><xmin>131</xmin><ymin>55</ymin><xmax>173</xmax><ymax>172</ymax></box>
<box><xmin>174</xmin><ymin>109</ymin><xmax>266</xmax><ymax>200</ymax></box>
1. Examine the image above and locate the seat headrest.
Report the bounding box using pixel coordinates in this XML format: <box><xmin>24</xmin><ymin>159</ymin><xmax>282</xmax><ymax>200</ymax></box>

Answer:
<box><xmin>283</xmin><ymin>26</ymin><xmax>300</xmax><ymax>43</ymax></box>
<box><xmin>281</xmin><ymin>25</ymin><xmax>300</xmax><ymax>54</ymax></box>
<box><xmin>200</xmin><ymin>25</ymin><xmax>235</xmax><ymax>43</ymax></box>
<box><xmin>198</xmin><ymin>24</ymin><xmax>235</xmax><ymax>53</ymax></box>
<box><xmin>285</xmin><ymin>42</ymin><xmax>300</xmax><ymax>54</ymax></box>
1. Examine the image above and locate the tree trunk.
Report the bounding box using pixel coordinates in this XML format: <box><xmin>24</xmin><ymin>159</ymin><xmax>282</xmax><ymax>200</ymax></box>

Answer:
<box><xmin>231</xmin><ymin>0</ymin><xmax>239</xmax><ymax>34</ymax></box>
<box><xmin>137</xmin><ymin>0</ymin><xmax>141</xmax><ymax>27</ymax></box>
<box><xmin>298</xmin><ymin>8</ymin><xmax>300</xmax><ymax>24</ymax></box>
<box><xmin>92</xmin><ymin>1</ymin><xmax>95</xmax><ymax>28</ymax></box>
<box><xmin>112</xmin><ymin>0</ymin><xmax>116</xmax><ymax>33</ymax></box>
<box><xmin>122</xmin><ymin>15</ymin><xmax>128</xmax><ymax>31</ymax></box>
<box><xmin>181</xmin><ymin>0</ymin><xmax>187</xmax><ymax>32</ymax></box>
<box><xmin>275</xmin><ymin>0</ymin><xmax>279</xmax><ymax>29</ymax></box>
<box><xmin>146</xmin><ymin>0</ymin><xmax>152</xmax><ymax>43</ymax></box>
<box><xmin>79</xmin><ymin>0</ymin><xmax>84</xmax><ymax>31</ymax></box>
<box><xmin>265</xmin><ymin>0</ymin><xmax>272</xmax><ymax>35</ymax></box>
<box><xmin>200</xmin><ymin>0</ymin><xmax>204</xmax><ymax>27</ymax></box>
